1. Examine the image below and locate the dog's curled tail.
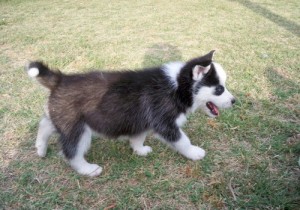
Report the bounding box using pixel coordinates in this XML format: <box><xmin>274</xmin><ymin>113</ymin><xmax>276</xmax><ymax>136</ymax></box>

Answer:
<box><xmin>26</xmin><ymin>61</ymin><xmax>62</xmax><ymax>90</ymax></box>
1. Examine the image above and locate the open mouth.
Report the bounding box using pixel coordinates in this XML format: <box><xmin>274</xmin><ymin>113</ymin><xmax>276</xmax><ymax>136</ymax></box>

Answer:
<box><xmin>206</xmin><ymin>102</ymin><xmax>219</xmax><ymax>116</ymax></box>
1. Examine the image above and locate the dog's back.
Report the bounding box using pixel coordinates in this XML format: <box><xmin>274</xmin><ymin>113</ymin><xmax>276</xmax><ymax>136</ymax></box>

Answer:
<box><xmin>26</xmin><ymin>63</ymin><xmax>182</xmax><ymax>138</ymax></box>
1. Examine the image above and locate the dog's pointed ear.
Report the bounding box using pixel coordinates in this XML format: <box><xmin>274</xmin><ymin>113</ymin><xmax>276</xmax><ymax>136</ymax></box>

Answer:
<box><xmin>202</xmin><ymin>50</ymin><xmax>215</xmax><ymax>62</ymax></box>
<box><xmin>192</xmin><ymin>64</ymin><xmax>211</xmax><ymax>80</ymax></box>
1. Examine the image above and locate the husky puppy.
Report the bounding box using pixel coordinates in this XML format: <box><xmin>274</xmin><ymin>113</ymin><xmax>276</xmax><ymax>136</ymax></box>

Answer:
<box><xmin>26</xmin><ymin>50</ymin><xmax>235</xmax><ymax>177</ymax></box>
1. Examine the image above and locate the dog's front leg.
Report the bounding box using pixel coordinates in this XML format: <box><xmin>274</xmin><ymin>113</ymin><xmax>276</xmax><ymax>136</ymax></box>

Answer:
<box><xmin>130</xmin><ymin>132</ymin><xmax>152</xmax><ymax>156</ymax></box>
<box><xmin>173</xmin><ymin>129</ymin><xmax>206</xmax><ymax>160</ymax></box>
<box><xmin>156</xmin><ymin>127</ymin><xmax>205</xmax><ymax>160</ymax></box>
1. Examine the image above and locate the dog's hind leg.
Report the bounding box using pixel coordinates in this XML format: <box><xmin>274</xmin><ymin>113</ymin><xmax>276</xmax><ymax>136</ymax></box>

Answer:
<box><xmin>60</xmin><ymin>123</ymin><xmax>102</xmax><ymax>177</ymax></box>
<box><xmin>155</xmin><ymin>126</ymin><xmax>205</xmax><ymax>161</ymax></box>
<box><xmin>130</xmin><ymin>132</ymin><xmax>152</xmax><ymax>156</ymax></box>
<box><xmin>36</xmin><ymin>116</ymin><xmax>56</xmax><ymax>157</ymax></box>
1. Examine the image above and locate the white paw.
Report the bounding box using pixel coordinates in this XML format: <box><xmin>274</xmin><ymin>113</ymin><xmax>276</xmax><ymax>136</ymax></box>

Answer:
<box><xmin>36</xmin><ymin>145</ymin><xmax>47</xmax><ymax>157</ymax></box>
<box><xmin>134</xmin><ymin>146</ymin><xmax>152</xmax><ymax>156</ymax></box>
<box><xmin>76</xmin><ymin>164</ymin><xmax>102</xmax><ymax>177</ymax></box>
<box><xmin>183</xmin><ymin>145</ymin><xmax>206</xmax><ymax>161</ymax></box>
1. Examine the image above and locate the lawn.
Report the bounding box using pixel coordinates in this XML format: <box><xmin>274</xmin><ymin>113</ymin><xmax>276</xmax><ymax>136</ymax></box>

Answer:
<box><xmin>0</xmin><ymin>0</ymin><xmax>299</xmax><ymax>209</ymax></box>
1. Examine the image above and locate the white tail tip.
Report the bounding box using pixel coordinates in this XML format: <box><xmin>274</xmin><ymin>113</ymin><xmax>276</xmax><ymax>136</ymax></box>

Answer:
<box><xmin>28</xmin><ymin>67</ymin><xmax>39</xmax><ymax>77</ymax></box>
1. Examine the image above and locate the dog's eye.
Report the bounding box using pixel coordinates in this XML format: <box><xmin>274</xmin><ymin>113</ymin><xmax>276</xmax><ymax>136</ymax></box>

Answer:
<box><xmin>215</xmin><ymin>85</ymin><xmax>224</xmax><ymax>96</ymax></box>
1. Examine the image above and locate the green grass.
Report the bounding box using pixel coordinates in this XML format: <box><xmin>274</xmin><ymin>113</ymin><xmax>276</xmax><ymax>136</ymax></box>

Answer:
<box><xmin>1</xmin><ymin>0</ymin><xmax>299</xmax><ymax>209</ymax></box>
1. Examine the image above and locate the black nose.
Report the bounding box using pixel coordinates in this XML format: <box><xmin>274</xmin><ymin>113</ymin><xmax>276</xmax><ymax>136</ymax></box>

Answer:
<box><xmin>231</xmin><ymin>98</ymin><xmax>236</xmax><ymax>105</ymax></box>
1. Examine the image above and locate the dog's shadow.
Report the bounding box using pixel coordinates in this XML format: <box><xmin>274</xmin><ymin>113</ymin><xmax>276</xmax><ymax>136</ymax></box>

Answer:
<box><xmin>142</xmin><ymin>43</ymin><xmax>182</xmax><ymax>67</ymax></box>
<box><xmin>264</xmin><ymin>67</ymin><xmax>300</xmax><ymax>99</ymax></box>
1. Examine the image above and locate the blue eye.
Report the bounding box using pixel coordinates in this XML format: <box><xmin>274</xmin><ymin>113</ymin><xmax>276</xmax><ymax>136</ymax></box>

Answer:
<box><xmin>215</xmin><ymin>85</ymin><xmax>224</xmax><ymax>96</ymax></box>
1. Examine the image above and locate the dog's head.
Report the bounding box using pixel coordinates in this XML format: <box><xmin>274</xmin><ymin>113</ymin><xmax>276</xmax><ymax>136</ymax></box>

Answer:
<box><xmin>186</xmin><ymin>51</ymin><xmax>235</xmax><ymax>117</ymax></box>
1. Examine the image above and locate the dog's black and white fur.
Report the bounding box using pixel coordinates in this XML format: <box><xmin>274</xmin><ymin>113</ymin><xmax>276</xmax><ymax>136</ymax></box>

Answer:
<box><xmin>26</xmin><ymin>50</ymin><xmax>235</xmax><ymax>177</ymax></box>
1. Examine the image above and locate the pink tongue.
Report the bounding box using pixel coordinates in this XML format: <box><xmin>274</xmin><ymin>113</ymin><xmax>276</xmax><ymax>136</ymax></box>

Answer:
<box><xmin>212</xmin><ymin>105</ymin><xmax>219</xmax><ymax>115</ymax></box>
<box><xmin>208</xmin><ymin>102</ymin><xmax>219</xmax><ymax>116</ymax></box>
